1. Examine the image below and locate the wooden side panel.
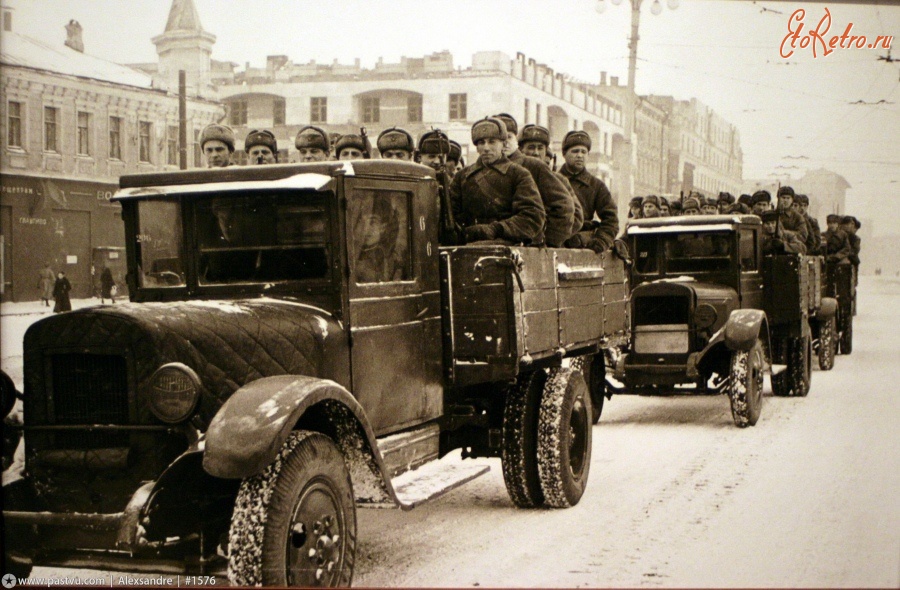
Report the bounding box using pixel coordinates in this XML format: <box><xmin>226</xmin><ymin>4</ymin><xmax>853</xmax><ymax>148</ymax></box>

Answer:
<box><xmin>763</xmin><ymin>255</ymin><xmax>802</xmax><ymax>326</ymax></box>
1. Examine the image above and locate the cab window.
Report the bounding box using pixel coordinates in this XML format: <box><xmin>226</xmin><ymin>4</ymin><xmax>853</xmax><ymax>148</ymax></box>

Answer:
<box><xmin>136</xmin><ymin>199</ymin><xmax>185</xmax><ymax>288</ymax></box>
<box><xmin>348</xmin><ymin>190</ymin><xmax>411</xmax><ymax>284</ymax></box>
<box><xmin>740</xmin><ymin>229</ymin><xmax>757</xmax><ymax>271</ymax></box>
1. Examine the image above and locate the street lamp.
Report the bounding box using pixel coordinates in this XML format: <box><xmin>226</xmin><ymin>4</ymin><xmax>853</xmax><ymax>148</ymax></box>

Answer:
<box><xmin>595</xmin><ymin>0</ymin><xmax>676</xmax><ymax>220</ymax></box>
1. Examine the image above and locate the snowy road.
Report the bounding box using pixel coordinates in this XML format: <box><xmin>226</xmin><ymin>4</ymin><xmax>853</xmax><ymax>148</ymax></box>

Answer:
<box><xmin>5</xmin><ymin>277</ymin><xmax>899</xmax><ymax>587</ymax></box>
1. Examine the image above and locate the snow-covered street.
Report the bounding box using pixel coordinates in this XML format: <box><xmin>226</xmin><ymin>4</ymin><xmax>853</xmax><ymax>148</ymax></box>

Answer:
<box><xmin>4</xmin><ymin>277</ymin><xmax>898</xmax><ymax>587</ymax></box>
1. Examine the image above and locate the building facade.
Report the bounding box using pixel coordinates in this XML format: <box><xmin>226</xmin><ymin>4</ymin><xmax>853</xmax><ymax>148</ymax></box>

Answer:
<box><xmin>0</xmin><ymin>6</ymin><xmax>222</xmax><ymax>302</ymax></box>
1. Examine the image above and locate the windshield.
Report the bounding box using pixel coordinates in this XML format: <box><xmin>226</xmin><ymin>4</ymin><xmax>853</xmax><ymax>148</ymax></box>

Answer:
<box><xmin>137</xmin><ymin>200</ymin><xmax>186</xmax><ymax>288</ymax></box>
<box><xmin>635</xmin><ymin>231</ymin><xmax>734</xmax><ymax>275</ymax></box>
<box><xmin>195</xmin><ymin>192</ymin><xmax>330</xmax><ymax>285</ymax></box>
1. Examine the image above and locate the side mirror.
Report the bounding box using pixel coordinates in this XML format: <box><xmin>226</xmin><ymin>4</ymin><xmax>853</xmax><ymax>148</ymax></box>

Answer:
<box><xmin>1</xmin><ymin>370</ymin><xmax>19</xmax><ymax>420</ymax></box>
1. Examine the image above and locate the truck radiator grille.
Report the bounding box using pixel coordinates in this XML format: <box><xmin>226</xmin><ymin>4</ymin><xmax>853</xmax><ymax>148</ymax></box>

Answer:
<box><xmin>50</xmin><ymin>353</ymin><xmax>129</xmax><ymax>449</ymax></box>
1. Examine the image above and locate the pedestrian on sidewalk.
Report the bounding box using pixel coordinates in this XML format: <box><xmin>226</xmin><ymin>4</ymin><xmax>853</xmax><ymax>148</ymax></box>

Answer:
<box><xmin>100</xmin><ymin>266</ymin><xmax>116</xmax><ymax>304</ymax></box>
<box><xmin>52</xmin><ymin>271</ymin><xmax>72</xmax><ymax>313</ymax></box>
<box><xmin>38</xmin><ymin>263</ymin><xmax>54</xmax><ymax>307</ymax></box>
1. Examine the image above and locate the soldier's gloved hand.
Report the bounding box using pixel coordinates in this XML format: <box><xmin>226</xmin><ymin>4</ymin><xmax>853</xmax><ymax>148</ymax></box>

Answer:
<box><xmin>586</xmin><ymin>237</ymin><xmax>609</xmax><ymax>253</ymax></box>
<box><xmin>464</xmin><ymin>224</ymin><xmax>497</xmax><ymax>243</ymax></box>
<box><xmin>564</xmin><ymin>234</ymin><xmax>586</xmax><ymax>249</ymax></box>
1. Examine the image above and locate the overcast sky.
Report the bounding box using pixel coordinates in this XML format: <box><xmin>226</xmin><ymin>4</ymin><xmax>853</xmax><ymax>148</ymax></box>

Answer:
<box><xmin>4</xmin><ymin>0</ymin><xmax>899</xmax><ymax>235</ymax></box>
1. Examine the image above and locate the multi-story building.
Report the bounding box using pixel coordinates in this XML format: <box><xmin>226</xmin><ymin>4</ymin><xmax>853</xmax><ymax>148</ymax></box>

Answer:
<box><xmin>0</xmin><ymin>4</ymin><xmax>222</xmax><ymax>301</ymax></box>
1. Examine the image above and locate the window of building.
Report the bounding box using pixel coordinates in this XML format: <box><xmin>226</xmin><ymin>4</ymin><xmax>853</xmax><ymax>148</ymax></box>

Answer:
<box><xmin>167</xmin><ymin>125</ymin><xmax>178</xmax><ymax>166</ymax></box>
<box><xmin>449</xmin><ymin>93</ymin><xmax>467</xmax><ymax>121</ymax></box>
<box><xmin>139</xmin><ymin>121</ymin><xmax>152</xmax><ymax>163</ymax></box>
<box><xmin>43</xmin><ymin>106</ymin><xmax>58</xmax><ymax>152</ymax></box>
<box><xmin>273</xmin><ymin>97</ymin><xmax>286</xmax><ymax>126</ymax></box>
<box><xmin>407</xmin><ymin>95</ymin><xmax>422</xmax><ymax>123</ymax></box>
<box><xmin>310</xmin><ymin>97</ymin><xmax>327</xmax><ymax>124</ymax></box>
<box><xmin>536</xmin><ymin>103</ymin><xmax>542</xmax><ymax>126</ymax></box>
<box><xmin>229</xmin><ymin>100</ymin><xmax>248</xmax><ymax>126</ymax></box>
<box><xmin>361</xmin><ymin>96</ymin><xmax>380</xmax><ymax>124</ymax></box>
<box><xmin>7</xmin><ymin>101</ymin><xmax>22</xmax><ymax>148</ymax></box>
<box><xmin>109</xmin><ymin>116</ymin><xmax>123</xmax><ymax>160</ymax></box>
<box><xmin>193</xmin><ymin>128</ymin><xmax>202</xmax><ymax>168</ymax></box>
<box><xmin>77</xmin><ymin>111</ymin><xmax>91</xmax><ymax>156</ymax></box>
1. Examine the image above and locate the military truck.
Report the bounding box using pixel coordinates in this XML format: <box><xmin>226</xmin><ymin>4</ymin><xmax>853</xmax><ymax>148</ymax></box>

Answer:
<box><xmin>1</xmin><ymin>160</ymin><xmax>628</xmax><ymax>586</ymax></box>
<box><xmin>607</xmin><ymin>214</ymin><xmax>836</xmax><ymax>427</ymax></box>
<box><xmin>822</xmin><ymin>262</ymin><xmax>855</xmax><ymax>355</ymax></box>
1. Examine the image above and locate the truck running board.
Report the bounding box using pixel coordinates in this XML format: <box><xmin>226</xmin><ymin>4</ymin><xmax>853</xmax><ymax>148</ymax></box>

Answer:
<box><xmin>360</xmin><ymin>459</ymin><xmax>490</xmax><ymax>510</ymax></box>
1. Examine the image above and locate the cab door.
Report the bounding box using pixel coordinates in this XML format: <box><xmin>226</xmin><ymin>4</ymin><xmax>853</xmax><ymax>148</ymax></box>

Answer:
<box><xmin>345</xmin><ymin>178</ymin><xmax>442</xmax><ymax>435</ymax></box>
<box><xmin>740</xmin><ymin>227</ymin><xmax>763</xmax><ymax>309</ymax></box>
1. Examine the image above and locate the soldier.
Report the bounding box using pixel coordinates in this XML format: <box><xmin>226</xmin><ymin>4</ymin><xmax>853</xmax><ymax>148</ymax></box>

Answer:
<box><xmin>558</xmin><ymin>130</ymin><xmax>619</xmax><ymax>251</ymax></box>
<box><xmin>493</xmin><ymin>114</ymin><xmax>574</xmax><ymax>248</ymax></box>
<box><xmin>751</xmin><ymin>190</ymin><xmax>772</xmax><ymax>216</ymax></box>
<box><xmin>823</xmin><ymin>214</ymin><xmax>851</xmax><ymax>264</ymax></box>
<box><xmin>377</xmin><ymin>127</ymin><xmax>415</xmax><ymax>160</ymax></box>
<box><xmin>841</xmin><ymin>216</ymin><xmax>861</xmax><ymax>267</ymax></box>
<box><xmin>658</xmin><ymin>196</ymin><xmax>670</xmax><ymax>217</ymax></box>
<box><xmin>200</xmin><ymin>123</ymin><xmax>235</xmax><ymax>168</ymax></box>
<box><xmin>447</xmin><ymin>140</ymin><xmax>464</xmax><ymax>178</ymax></box>
<box><xmin>448</xmin><ymin>117</ymin><xmax>545</xmax><ymax>245</ymax></box>
<box><xmin>761</xmin><ymin>210</ymin><xmax>805</xmax><ymax>255</ymax></box>
<box><xmin>642</xmin><ymin>195</ymin><xmax>661</xmax><ymax>219</ymax></box>
<box><xmin>717</xmin><ymin>192</ymin><xmax>735</xmax><ymax>213</ymax></box>
<box><xmin>335</xmin><ymin>133</ymin><xmax>370</xmax><ymax>160</ymax></box>
<box><xmin>628</xmin><ymin>197</ymin><xmax>643</xmax><ymax>219</ymax></box>
<box><xmin>417</xmin><ymin>129</ymin><xmax>451</xmax><ymax>174</ymax></box>
<box><xmin>681</xmin><ymin>197</ymin><xmax>701</xmax><ymax>216</ymax></box>
<box><xmin>792</xmin><ymin>194</ymin><xmax>821</xmax><ymax>254</ymax></box>
<box><xmin>700</xmin><ymin>196</ymin><xmax>719</xmax><ymax>215</ymax></box>
<box><xmin>295</xmin><ymin>125</ymin><xmax>331</xmax><ymax>162</ymax></box>
<box><xmin>669</xmin><ymin>199</ymin><xmax>682</xmax><ymax>217</ymax></box>
<box><xmin>776</xmin><ymin>186</ymin><xmax>809</xmax><ymax>249</ymax></box>
<box><xmin>518</xmin><ymin>123</ymin><xmax>584</xmax><ymax>243</ymax></box>
<box><xmin>244</xmin><ymin>129</ymin><xmax>278</xmax><ymax>165</ymax></box>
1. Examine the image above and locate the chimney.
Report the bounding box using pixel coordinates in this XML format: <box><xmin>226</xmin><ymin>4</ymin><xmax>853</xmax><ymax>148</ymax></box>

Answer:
<box><xmin>65</xmin><ymin>19</ymin><xmax>84</xmax><ymax>52</ymax></box>
<box><xmin>610</xmin><ymin>75</ymin><xmax>619</xmax><ymax>86</ymax></box>
<box><xmin>600</xmin><ymin>71</ymin><xmax>607</xmax><ymax>85</ymax></box>
<box><xmin>3</xmin><ymin>6</ymin><xmax>12</xmax><ymax>32</ymax></box>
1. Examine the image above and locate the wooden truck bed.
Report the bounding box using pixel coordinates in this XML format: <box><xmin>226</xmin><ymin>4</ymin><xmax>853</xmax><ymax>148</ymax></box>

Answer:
<box><xmin>762</xmin><ymin>254</ymin><xmax>824</xmax><ymax>337</ymax></box>
<box><xmin>440</xmin><ymin>245</ymin><xmax>628</xmax><ymax>387</ymax></box>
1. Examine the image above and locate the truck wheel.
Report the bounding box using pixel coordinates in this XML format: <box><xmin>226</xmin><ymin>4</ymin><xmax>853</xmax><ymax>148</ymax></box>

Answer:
<box><xmin>839</xmin><ymin>316</ymin><xmax>853</xmax><ymax>355</ymax></box>
<box><xmin>818</xmin><ymin>317</ymin><xmax>836</xmax><ymax>370</ymax></box>
<box><xmin>771</xmin><ymin>337</ymin><xmax>790</xmax><ymax>397</ymax></box>
<box><xmin>792</xmin><ymin>336</ymin><xmax>812</xmax><ymax>397</ymax></box>
<box><xmin>582</xmin><ymin>354</ymin><xmax>606</xmax><ymax>424</ymax></box>
<box><xmin>502</xmin><ymin>370</ymin><xmax>548</xmax><ymax>508</ymax></box>
<box><xmin>537</xmin><ymin>367</ymin><xmax>592</xmax><ymax>508</ymax></box>
<box><xmin>1</xmin><ymin>556</ymin><xmax>31</xmax><ymax>581</ymax></box>
<box><xmin>228</xmin><ymin>431</ymin><xmax>356</xmax><ymax>588</ymax></box>
<box><xmin>727</xmin><ymin>339</ymin><xmax>764</xmax><ymax>427</ymax></box>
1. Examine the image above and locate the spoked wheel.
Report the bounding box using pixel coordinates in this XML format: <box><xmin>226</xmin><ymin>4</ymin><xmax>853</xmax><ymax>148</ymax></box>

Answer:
<box><xmin>501</xmin><ymin>370</ymin><xmax>548</xmax><ymax>508</ymax></box>
<box><xmin>818</xmin><ymin>316</ymin><xmax>836</xmax><ymax>370</ymax></box>
<box><xmin>537</xmin><ymin>367</ymin><xmax>592</xmax><ymax>508</ymax></box>
<box><xmin>727</xmin><ymin>339</ymin><xmax>765</xmax><ymax>427</ymax></box>
<box><xmin>228</xmin><ymin>431</ymin><xmax>356</xmax><ymax>587</ymax></box>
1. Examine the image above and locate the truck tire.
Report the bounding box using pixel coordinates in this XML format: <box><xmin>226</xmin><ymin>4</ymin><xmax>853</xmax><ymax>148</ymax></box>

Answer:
<box><xmin>537</xmin><ymin>367</ymin><xmax>592</xmax><ymax>508</ymax></box>
<box><xmin>839</xmin><ymin>316</ymin><xmax>853</xmax><ymax>355</ymax></box>
<box><xmin>818</xmin><ymin>316</ymin><xmax>836</xmax><ymax>370</ymax></box>
<box><xmin>582</xmin><ymin>354</ymin><xmax>606</xmax><ymax>424</ymax></box>
<box><xmin>228</xmin><ymin>431</ymin><xmax>356</xmax><ymax>588</ymax></box>
<box><xmin>772</xmin><ymin>336</ymin><xmax>811</xmax><ymax>397</ymax></box>
<box><xmin>1</xmin><ymin>556</ymin><xmax>32</xmax><ymax>581</ymax></box>
<box><xmin>501</xmin><ymin>369</ymin><xmax>548</xmax><ymax>508</ymax></box>
<box><xmin>727</xmin><ymin>338</ymin><xmax>764</xmax><ymax>427</ymax></box>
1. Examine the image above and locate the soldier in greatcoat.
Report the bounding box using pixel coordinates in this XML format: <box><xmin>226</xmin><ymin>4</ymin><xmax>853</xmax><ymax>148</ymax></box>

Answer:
<box><xmin>377</xmin><ymin>128</ymin><xmax>415</xmax><ymax>161</ymax></box>
<box><xmin>244</xmin><ymin>129</ymin><xmax>278</xmax><ymax>165</ymax></box>
<box><xmin>792</xmin><ymin>194</ymin><xmax>821</xmax><ymax>254</ymax></box>
<box><xmin>775</xmin><ymin>186</ymin><xmax>809</xmax><ymax>251</ymax></box>
<box><xmin>558</xmin><ymin>130</ymin><xmax>619</xmax><ymax>251</ymax></box>
<box><xmin>295</xmin><ymin>126</ymin><xmax>331</xmax><ymax>162</ymax></box>
<box><xmin>448</xmin><ymin>118</ymin><xmax>545</xmax><ymax>245</ymax></box>
<box><xmin>200</xmin><ymin>124</ymin><xmax>235</xmax><ymax>168</ymax></box>
<box><xmin>823</xmin><ymin>214</ymin><xmax>851</xmax><ymax>264</ymax></box>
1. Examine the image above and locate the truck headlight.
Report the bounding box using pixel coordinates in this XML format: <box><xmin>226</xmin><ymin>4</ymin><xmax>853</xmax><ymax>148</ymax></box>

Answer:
<box><xmin>148</xmin><ymin>363</ymin><xmax>200</xmax><ymax>423</ymax></box>
<box><xmin>695</xmin><ymin>304</ymin><xmax>718</xmax><ymax>329</ymax></box>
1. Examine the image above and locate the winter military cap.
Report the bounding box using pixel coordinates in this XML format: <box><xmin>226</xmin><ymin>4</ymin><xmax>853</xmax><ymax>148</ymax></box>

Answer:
<box><xmin>717</xmin><ymin>192</ymin><xmax>735</xmax><ymax>204</ymax></box>
<box><xmin>841</xmin><ymin>215</ymin><xmax>861</xmax><ymax>229</ymax></box>
<box><xmin>417</xmin><ymin>129</ymin><xmax>451</xmax><ymax>156</ymax></box>
<box><xmin>295</xmin><ymin>125</ymin><xmax>330</xmax><ymax>151</ymax></box>
<box><xmin>682</xmin><ymin>197</ymin><xmax>701</xmax><ymax>213</ymax></box>
<box><xmin>752</xmin><ymin>190</ymin><xmax>772</xmax><ymax>204</ymax></box>
<box><xmin>334</xmin><ymin>133</ymin><xmax>368</xmax><ymax>157</ymax></box>
<box><xmin>244</xmin><ymin>129</ymin><xmax>277</xmax><ymax>153</ymax></box>
<box><xmin>670</xmin><ymin>200</ymin><xmax>682</xmax><ymax>213</ymax></box>
<box><xmin>629</xmin><ymin>196</ymin><xmax>644</xmax><ymax>208</ymax></box>
<box><xmin>519</xmin><ymin>124</ymin><xmax>551</xmax><ymax>146</ymax></box>
<box><xmin>562</xmin><ymin>130</ymin><xmax>591</xmax><ymax>153</ymax></box>
<box><xmin>377</xmin><ymin>127</ymin><xmax>415</xmax><ymax>153</ymax></box>
<box><xmin>492</xmin><ymin>113</ymin><xmax>518</xmax><ymax>136</ymax></box>
<box><xmin>659</xmin><ymin>196</ymin><xmax>670</xmax><ymax>207</ymax></box>
<box><xmin>739</xmin><ymin>194</ymin><xmax>754</xmax><ymax>207</ymax></box>
<box><xmin>777</xmin><ymin>185</ymin><xmax>795</xmax><ymax>197</ymax></box>
<box><xmin>642</xmin><ymin>195</ymin><xmax>660</xmax><ymax>207</ymax></box>
<box><xmin>448</xmin><ymin>140</ymin><xmax>462</xmax><ymax>163</ymax></box>
<box><xmin>826</xmin><ymin>214</ymin><xmax>843</xmax><ymax>223</ymax></box>
<box><xmin>794</xmin><ymin>194</ymin><xmax>809</xmax><ymax>205</ymax></box>
<box><xmin>760</xmin><ymin>210</ymin><xmax>779</xmax><ymax>223</ymax></box>
<box><xmin>200</xmin><ymin>124</ymin><xmax>235</xmax><ymax>152</ymax></box>
<box><xmin>702</xmin><ymin>196</ymin><xmax>719</xmax><ymax>208</ymax></box>
<box><xmin>471</xmin><ymin>118</ymin><xmax>507</xmax><ymax>143</ymax></box>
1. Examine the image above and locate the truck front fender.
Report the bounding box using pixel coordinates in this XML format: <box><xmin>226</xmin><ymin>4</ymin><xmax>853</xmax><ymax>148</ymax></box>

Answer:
<box><xmin>817</xmin><ymin>297</ymin><xmax>837</xmax><ymax>319</ymax></box>
<box><xmin>203</xmin><ymin>376</ymin><xmax>385</xmax><ymax>488</ymax></box>
<box><xmin>724</xmin><ymin>309</ymin><xmax>769</xmax><ymax>352</ymax></box>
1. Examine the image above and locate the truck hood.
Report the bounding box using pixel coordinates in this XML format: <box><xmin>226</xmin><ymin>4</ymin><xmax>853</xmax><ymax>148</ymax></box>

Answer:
<box><xmin>23</xmin><ymin>298</ymin><xmax>346</xmax><ymax>427</ymax></box>
<box><xmin>633</xmin><ymin>279</ymin><xmax>738</xmax><ymax>333</ymax></box>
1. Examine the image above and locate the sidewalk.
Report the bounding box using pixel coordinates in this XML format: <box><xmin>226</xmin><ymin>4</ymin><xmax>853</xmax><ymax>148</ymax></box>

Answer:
<box><xmin>0</xmin><ymin>297</ymin><xmax>104</xmax><ymax>317</ymax></box>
